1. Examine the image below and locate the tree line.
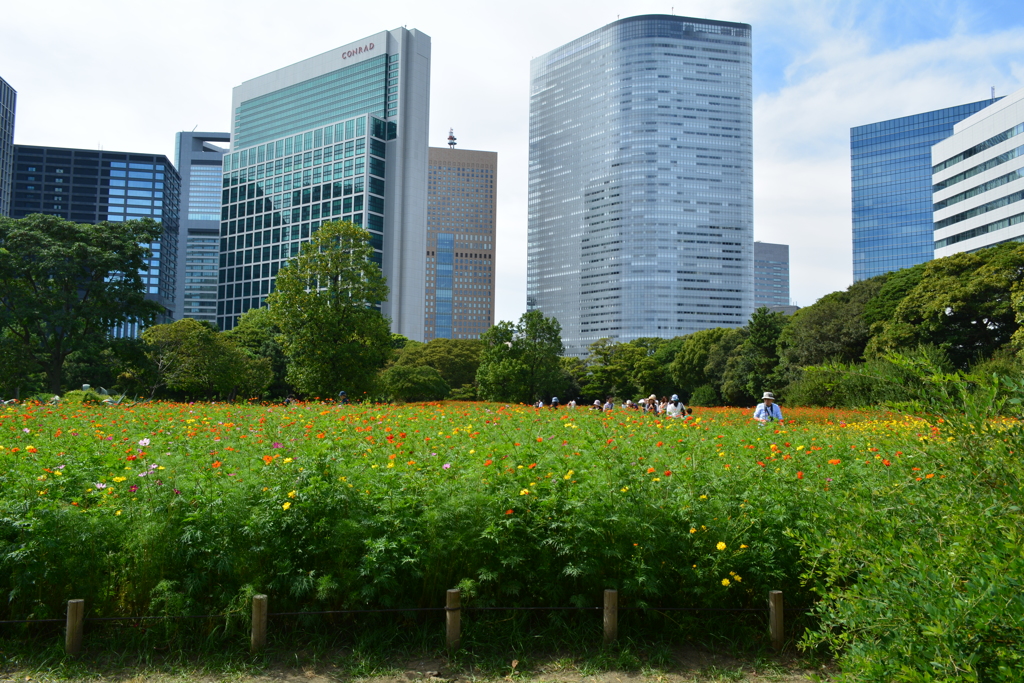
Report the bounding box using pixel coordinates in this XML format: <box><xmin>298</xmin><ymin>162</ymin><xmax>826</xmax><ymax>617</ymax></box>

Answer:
<box><xmin>2</xmin><ymin>212</ymin><xmax>1022</xmax><ymax>406</ymax></box>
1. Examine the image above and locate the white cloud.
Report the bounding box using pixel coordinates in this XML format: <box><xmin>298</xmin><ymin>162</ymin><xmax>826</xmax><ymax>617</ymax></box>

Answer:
<box><xmin>754</xmin><ymin>28</ymin><xmax>1024</xmax><ymax>307</ymax></box>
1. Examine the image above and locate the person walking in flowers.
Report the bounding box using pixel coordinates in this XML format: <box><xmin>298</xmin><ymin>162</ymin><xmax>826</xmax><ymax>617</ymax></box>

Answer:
<box><xmin>753</xmin><ymin>391</ymin><xmax>782</xmax><ymax>424</ymax></box>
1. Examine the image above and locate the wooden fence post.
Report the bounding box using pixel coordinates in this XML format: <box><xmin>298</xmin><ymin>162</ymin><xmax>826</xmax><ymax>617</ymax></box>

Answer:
<box><xmin>768</xmin><ymin>590</ymin><xmax>784</xmax><ymax>651</ymax></box>
<box><xmin>251</xmin><ymin>594</ymin><xmax>268</xmax><ymax>652</ymax></box>
<box><xmin>603</xmin><ymin>589</ymin><xmax>618</xmax><ymax>644</ymax></box>
<box><xmin>446</xmin><ymin>589</ymin><xmax>461</xmax><ymax>650</ymax></box>
<box><xmin>65</xmin><ymin>599</ymin><xmax>84</xmax><ymax>656</ymax></box>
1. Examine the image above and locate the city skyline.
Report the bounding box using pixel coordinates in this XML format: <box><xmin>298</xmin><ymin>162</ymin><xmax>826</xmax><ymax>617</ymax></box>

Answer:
<box><xmin>3</xmin><ymin>0</ymin><xmax>1024</xmax><ymax>322</ymax></box>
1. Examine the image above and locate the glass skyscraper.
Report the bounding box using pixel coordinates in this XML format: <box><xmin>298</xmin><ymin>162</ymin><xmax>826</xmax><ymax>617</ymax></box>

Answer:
<box><xmin>850</xmin><ymin>99</ymin><xmax>995</xmax><ymax>281</ymax></box>
<box><xmin>10</xmin><ymin>145</ymin><xmax>180</xmax><ymax>327</ymax></box>
<box><xmin>218</xmin><ymin>28</ymin><xmax>430</xmax><ymax>337</ymax></box>
<box><xmin>528</xmin><ymin>15</ymin><xmax>754</xmax><ymax>357</ymax></box>
<box><xmin>175</xmin><ymin>132</ymin><xmax>229</xmax><ymax>324</ymax></box>
<box><xmin>753</xmin><ymin>241</ymin><xmax>789</xmax><ymax>309</ymax></box>
<box><xmin>424</xmin><ymin>145</ymin><xmax>496</xmax><ymax>340</ymax></box>
<box><xmin>0</xmin><ymin>76</ymin><xmax>16</xmax><ymax>217</ymax></box>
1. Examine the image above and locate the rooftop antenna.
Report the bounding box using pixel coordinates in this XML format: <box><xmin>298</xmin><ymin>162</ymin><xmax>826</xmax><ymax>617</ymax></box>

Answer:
<box><xmin>192</xmin><ymin>125</ymin><xmax>198</xmax><ymax>132</ymax></box>
<box><xmin>991</xmin><ymin>86</ymin><xmax>996</xmax><ymax>101</ymax></box>
<box><xmin>447</xmin><ymin>128</ymin><xmax>457</xmax><ymax>149</ymax></box>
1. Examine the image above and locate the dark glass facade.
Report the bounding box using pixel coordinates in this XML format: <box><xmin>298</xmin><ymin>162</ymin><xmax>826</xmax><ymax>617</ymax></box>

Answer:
<box><xmin>850</xmin><ymin>99</ymin><xmax>995</xmax><ymax>281</ymax></box>
<box><xmin>0</xmin><ymin>76</ymin><xmax>15</xmax><ymax>217</ymax></box>
<box><xmin>175</xmin><ymin>132</ymin><xmax>229</xmax><ymax>324</ymax></box>
<box><xmin>10</xmin><ymin>145</ymin><xmax>180</xmax><ymax>325</ymax></box>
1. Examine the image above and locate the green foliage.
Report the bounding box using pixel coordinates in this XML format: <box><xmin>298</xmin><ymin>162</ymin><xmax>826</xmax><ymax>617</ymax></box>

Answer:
<box><xmin>687</xmin><ymin>384</ymin><xmax>720</xmax><ymax>406</ymax></box>
<box><xmin>141</xmin><ymin>318</ymin><xmax>271</xmax><ymax>400</ymax></box>
<box><xmin>869</xmin><ymin>243</ymin><xmax>1024</xmax><ymax>368</ymax></box>
<box><xmin>268</xmin><ymin>221</ymin><xmax>392</xmax><ymax>398</ymax></box>
<box><xmin>60</xmin><ymin>389</ymin><xmax>107</xmax><ymax>405</ymax></box>
<box><xmin>477</xmin><ymin>310</ymin><xmax>564</xmax><ymax>403</ymax></box>
<box><xmin>394</xmin><ymin>338</ymin><xmax>482</xmax><ymax>389</ymax></box>
<box><xmin>0</xmin><ymin>214</ymin><xmax>164</xmax><ymax>393</ymax></box>
<box><xmin>583</xmin><ymin>338</ymin><xmax>669</xmax><ymax>400</ymax></box>
<box><xmin>777</xmin><ymin>275</ymin><xmax>886</xmax><ymax>373</ymax></box>
<box><xmin>380</xmin><ymin>365</ymin><xmax>450</xmax><ymax>402</ymax></box>
<box><xmin>796</xmin><ymin>358</ymin><xmax>1024</xmax><ymax>681</ymax></box>
<box><xmin>224</xmin><ymin>307</ymin><xmax>289</xmax><ymax>398</ymax></box>
<box><xmin>669</xmin><ymin>328</ymin><xmax>732</xmax><ymax>400</ymax></box>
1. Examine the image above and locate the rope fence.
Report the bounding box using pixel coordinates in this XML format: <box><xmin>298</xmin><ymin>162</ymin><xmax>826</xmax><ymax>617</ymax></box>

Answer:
<box><xmin>3</xmin><ymin>588</ymin><xmax>793</xmax><ymax>655</ymax></box>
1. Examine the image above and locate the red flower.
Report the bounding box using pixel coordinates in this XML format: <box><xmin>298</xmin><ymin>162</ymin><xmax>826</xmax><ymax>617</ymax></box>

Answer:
<box><xmin>664</xmin><ymin>470</ymin><xmax>672</xmax><ymax>477</ymax></box>
<box><xmin>882</xmin><ymin>459</ymin><xmax>891</xmax><ymax>466</ymax></box>
<box><xmin>505</xmin><ymin>509</ymin><xmax>513</xmax><ymax>515</ymax></box>
<box><xmin>647</xmin><ymin>467</ymin><xmax>656</xmax><ymax>474</ymax></box>
<box><xmin>656</xmin><ymin>441</ymin><xmax>664</xmax><ymax>447</ymax></box>
<box><xmin>212</xmin><ymin>460</ymin><xmax>222</xmax><ymax>468</ymax></box>
<box><xmin>757</xmin><ymin>461</ymin><xmax>765</xmax><ymax>467</ymax></box>
<box><xmin>528</xmin><ymin>463</ymin><xmax>537</xmax><ymax>469</ymax></box>
<box><xmin>797</xmin><ymin>471</ymin><xmax>804</xmax><ymax>479</ymax></box>
<box><xmin>484</xmin><ymin>459</ymin><xmax>493</xmax><ymax>466</ymax></box>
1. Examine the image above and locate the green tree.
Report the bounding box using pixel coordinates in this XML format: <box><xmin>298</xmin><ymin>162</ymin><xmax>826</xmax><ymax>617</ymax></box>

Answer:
<box><xmin>142</xmin><ymin>318</ymin><xmax>270</xmax><ymax>399</ymax></box>
<box><xmin>870</xmin><ymin>243</ymin><xmax>1024</xmax><ymax>368</ymax></box>
<box><xmin>669</xmin><ymin>328</ymin><xmax>733</xmax><ymax>399</ymax></box>
<box><xmin>225</xmin><ymin>307</ymin><xmax>289</xmax><ymax>398</ymax></box>
<box><xmin>703</xmin><ymin>328</ymin><xmax>747</xmax><ymax>405</ymax></box>
<box><xmin>735</xmin><ymin>307</ymin><xmax>788</xmax><ymax>400</ymax></box>
<box><xmin>380</xmin><ymin>365</ymin><xmax>450</xmax><ymax>402</ymax></box>
<box><xmin>268</xmin><ymin>221</ymin><xmax>392</xmax><ymax>398</ymax></box>
<box><xmin>777</xmin><ymin>275</ymin><xmax>887</xmax><ymax>371</ymax></box>
<box><xmin>476</xmin><ymin>310</ymin><xmax>564</xmax><ymax>404</ymax></box>
<box><xmin>862</xmin><ymin>264</ymin><xmax>924</xmax><ymax>328</ymax></box>
<box><xmin>0</xmin><ymin>214</ymin><xmax>164</xmax><ymax>393</ymax></box>
<box><xmin>394</xmin><ymin>338</ymin><xmax>483</xmax><ymax>389</ymax></box>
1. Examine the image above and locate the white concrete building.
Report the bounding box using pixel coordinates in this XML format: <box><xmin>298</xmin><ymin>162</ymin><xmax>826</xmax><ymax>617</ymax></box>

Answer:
<box><xmin>933</xmin><ymin>87</ymin><xmax>1024</xmax><ymax>257</ymax></box>
<box><xmin>218</xmin><ymin>28</ymin><xmax>431</xmax><ymax>339</ymax></box>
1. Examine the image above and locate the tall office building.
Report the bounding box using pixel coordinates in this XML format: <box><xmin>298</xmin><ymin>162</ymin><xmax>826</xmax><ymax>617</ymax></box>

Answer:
<box><xmin>10</xmin><ymin>145</ymin><xmax>180</xmax><ymax>326</ymax></box>
<box><xmin>934</xmin><ymin>86</ymin><xmax>1024</xmax><ymax>257</ymax></box>
<box><xmin>0</xmin><ymin>76</ymin><xmax>16</xmax><ymax>216</ymax></box>
<box><xmin>528</xmin><ymin>15</ymin><xmax>754</xmax><ymax>357</ymax></box>
<box><xmin>175</xmin><ymin>132</ymin><xmax>229</xmax><ymax>324</ymax></box>
<box><xmin>424</xmin><ymin>141</ymin><xmax>496</xmax><ymax>340</ymax></box>
<box><xmin>851</xmin><ymin>99</ymin><xmax>995</xmax><ymax>281</ymax></box>
<box><xmin>753</xmin><ymin>241</ymin><xmax>789</xmax><ymax>309</ymax></box>
<box><xmin>218</xmin><ymin>28</ymin><xmax>430</xmax><ymax>337</ymax></box>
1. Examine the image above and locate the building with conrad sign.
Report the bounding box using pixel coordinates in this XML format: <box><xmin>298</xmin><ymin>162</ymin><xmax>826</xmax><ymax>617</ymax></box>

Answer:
<box><xmin>528</xmin><ymin>15</ymin><xmax>754</xmax><ymax>357</ymax></box>
<box><xmin>217</xmin><ymin>27</ymin><xmax>431</xmax><ymax>338</ymax></box>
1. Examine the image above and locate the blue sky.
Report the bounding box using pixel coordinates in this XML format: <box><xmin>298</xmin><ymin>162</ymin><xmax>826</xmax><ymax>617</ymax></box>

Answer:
<box><xmin>3</xmin><ymin>0</ymin><xmax>1023</xmax><ymax>318</ymax></box>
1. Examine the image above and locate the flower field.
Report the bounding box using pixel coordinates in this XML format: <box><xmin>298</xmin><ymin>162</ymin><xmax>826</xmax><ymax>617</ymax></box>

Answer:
<box><xmin>1</xmin><ymin>399</ymin><xmax>1021</xmax><ymax>679</ymax></box>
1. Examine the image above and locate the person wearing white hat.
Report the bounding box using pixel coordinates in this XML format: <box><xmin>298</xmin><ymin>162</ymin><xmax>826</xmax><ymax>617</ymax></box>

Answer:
<box><xmin>753</xmin><ymin>392</ymin><xmax>782</xmax><ymax>423</ymax></box>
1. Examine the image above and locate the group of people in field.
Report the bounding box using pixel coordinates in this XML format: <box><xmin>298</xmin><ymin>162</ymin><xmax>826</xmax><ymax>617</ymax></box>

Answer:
<box><xmin>536</xmin><ymin>391</ymin><xmax>783</xmax><ymax>424</ymax></box>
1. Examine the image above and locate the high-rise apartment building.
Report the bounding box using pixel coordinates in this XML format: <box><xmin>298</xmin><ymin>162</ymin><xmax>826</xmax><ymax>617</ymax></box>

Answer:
<box><xmin>0</xmin><ymin>76</ymin><xmax>16</xmax><ymax>216</ymax></box>
<box><xmin>934</xmin><ymin>85</ymin><xmax>1024</xmax><ymax>257</ymax></box>
<box><xmin>528</xmin><ymin>15</ymin><xmax>754</xmax><ymax>357</ymax></box>
<box><xmin>175</xmin><ymin>132</ymin><xmax>229</xmax><ymax>324</ymax></box>
<box><xmin>851</xmin><ymin>99</ymin><xmax>995</xmax><ymax>281</ymax></box>
<box><xmin>10</xmin><ymin>145</ymin><xmax>180</xmax><ymax>326</ymax></box>
<box><xmin>424</xmin><ymin>142</ymin><xmax>496</xmax><ymax>340</ymax></box>
<box><xmin>753</xmin><ymin>241</ymin><xmax>789</xmax><ymax>309</ymax></box>
<box><xmin>218</xmin><ymin>28</ymin><xmax>430</xmax><ymax>336</ymax></box>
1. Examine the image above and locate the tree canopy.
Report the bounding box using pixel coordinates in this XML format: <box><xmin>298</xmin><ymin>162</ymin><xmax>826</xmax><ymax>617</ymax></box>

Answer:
<box><xmin>477</xmin><ymin>310</ymin><xmax>564</xmax><ymax>404</ymax></box>
<box><xmin>0</xmin><ymin>214</ymin><xmax>164</xmax><ymax>393</ymax></box>
<box><xmin>267</xmin><ymin>220</ymin><xmax>392</xmax><ymax>398</ymax></box>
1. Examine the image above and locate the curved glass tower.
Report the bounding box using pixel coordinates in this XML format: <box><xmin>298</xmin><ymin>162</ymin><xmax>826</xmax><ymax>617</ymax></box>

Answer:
<box><xmin>528</xmin><ymin>14</ymin><xmax>754</xmax><ymax>356</ymax></box>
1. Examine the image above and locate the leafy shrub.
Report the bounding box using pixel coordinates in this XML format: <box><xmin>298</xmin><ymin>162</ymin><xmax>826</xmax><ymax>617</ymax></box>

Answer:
<box><xmin>60</xmin><ymin>389</ymin><xmax>106</xmax><ymax>405</ymax></box>
<box><xmin>688</xmin><ymin>384</ymin><xmax>719</xmax><ymax>406</ymax></box>
<box><xmin>380</xmin><ymin>365</ymin><xmax>450</xmax><ymax>402</ymax></box>
<box><xmin>448</xmin><ymin>383</ymin><xmax>478</xmax><ymax>401</ymax></box>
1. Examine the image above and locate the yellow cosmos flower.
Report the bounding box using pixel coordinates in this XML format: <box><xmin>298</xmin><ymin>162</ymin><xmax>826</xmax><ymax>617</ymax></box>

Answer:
<box><xmin>721</xmin><ymin>578</ymin><xmax>730</xmax><ymax>586</ymax></box>
<box><xmin>716</xmin><ymin>542</ymin><xmax>727</xmax><ymax>551</ymax></box>
<box><xmin>287</xmin><ymin>490</ymin><xmax>297</xmax><ymax>498</ymax></box>
<box><xmin>282</xmin><ymin>502</ymin><xmax>291</xmax><ymax>510</ymax></box>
